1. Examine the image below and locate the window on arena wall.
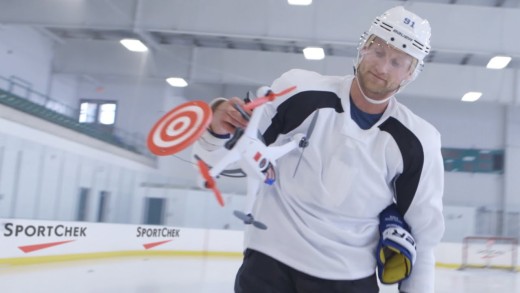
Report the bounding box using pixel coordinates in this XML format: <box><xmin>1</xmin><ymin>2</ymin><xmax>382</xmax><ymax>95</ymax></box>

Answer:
<box><xmin>79</xmin><ymin>100</ymin><xmax>117</xmax><ymax>126</ymax></box>
<box><xmin>97</xmin><ymin>191</ymin><xmax>110</xmax><ymax>223</ymax></box>
<box><xmin>442</xmin><ymin>148</ymin><xmax>504</xmax><ymax>174</ymax></box>
<box><xmin>76</xmin><ymin>187</ymin><xmax>91</xmax><ymax>222</ymax></box>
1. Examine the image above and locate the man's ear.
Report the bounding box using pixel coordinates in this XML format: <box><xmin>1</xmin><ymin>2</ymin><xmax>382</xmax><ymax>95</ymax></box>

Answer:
<box><xmin>402</xmin><ymin>66</ymin><xmax>416</xmax><ymax>84</ymax></box>
<box><xmin>399</xmin><ymin>74</ymin><xmax>414</xmax><ymax>87</ymax></box>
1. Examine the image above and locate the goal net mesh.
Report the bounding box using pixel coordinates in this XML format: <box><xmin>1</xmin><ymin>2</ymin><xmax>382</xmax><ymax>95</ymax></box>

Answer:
<box><xmin>461</xmin><ymin>236</ymin><xmax>518</xmax><ymax>271</ymax></box>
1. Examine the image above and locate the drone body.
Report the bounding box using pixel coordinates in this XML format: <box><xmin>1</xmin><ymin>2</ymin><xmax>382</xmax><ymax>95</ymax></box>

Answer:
<box><xmin>147</xmin><ymin>85</ymin><xmax>314</xmax><ymax>230</ymax></box>
<box><xmin>203</xmin><ymin>101</ymin><xmax>304</xmax><ymax>229</ymax></box>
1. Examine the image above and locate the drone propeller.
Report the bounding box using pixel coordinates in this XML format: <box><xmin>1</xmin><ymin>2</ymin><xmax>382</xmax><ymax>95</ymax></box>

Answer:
<box><xmin>243</xmin><ymin>86</ymin><xmax>297</xmax><ymax>112</ymax></box>
<box><xmin>196</xmin><ymin>159</ymin><xmax>225</xmax><ymax>207</ymax></box>
<box><xmin>293</xmin><ymin>110</ymin><xmax>319</xmax><ymax>177</ymax></box>
<box><xmin>233</xmin><ymin>210</ymin><xmax>268</xmax><ymax>230</ymax></box>
<box><xmin>233</xmin><ymin>85</ymin><xmax>297</xmax><ymax>122</ymax></box>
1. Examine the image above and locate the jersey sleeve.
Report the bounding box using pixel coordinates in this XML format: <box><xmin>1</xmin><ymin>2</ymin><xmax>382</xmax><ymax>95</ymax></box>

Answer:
<box><xmin>398</xmin><ymin>130</ymin><xmax>445</xmax><ymax>293</ymax></box>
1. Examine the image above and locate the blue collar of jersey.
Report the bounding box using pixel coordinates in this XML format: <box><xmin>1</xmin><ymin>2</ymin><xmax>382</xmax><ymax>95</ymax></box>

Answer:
<box><xmin>350</xmin><ymin>95</ymin><xmax>384</xmax><ymax>130</ymax></box>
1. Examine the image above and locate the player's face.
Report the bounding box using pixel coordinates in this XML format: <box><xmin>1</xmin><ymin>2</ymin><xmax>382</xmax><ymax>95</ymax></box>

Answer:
<box><xmin>357</xmin><ymin>36</ymin><xmax>416</xmax><ymax>99</ymax></box>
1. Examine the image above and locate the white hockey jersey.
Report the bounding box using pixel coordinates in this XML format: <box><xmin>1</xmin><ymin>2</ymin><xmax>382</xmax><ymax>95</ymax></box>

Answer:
<box><xmin>193</xmin><ymin>69</ymin><xmax>445</xmax><ymax>293</ymax></box>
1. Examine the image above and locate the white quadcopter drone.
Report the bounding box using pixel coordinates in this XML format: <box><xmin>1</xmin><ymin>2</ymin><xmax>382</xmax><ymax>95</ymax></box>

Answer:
<box><xmin>148</xmin><ymin>86</ymin><xmax>318</xmax><ymax>230</ymax></box>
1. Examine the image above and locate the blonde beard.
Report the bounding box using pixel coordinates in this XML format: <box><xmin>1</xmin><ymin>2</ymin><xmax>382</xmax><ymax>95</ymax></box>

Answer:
<box><xmin>355</xmin><ymin>68</ymin><xmax>398</xmax><ymax>105</ymax></box>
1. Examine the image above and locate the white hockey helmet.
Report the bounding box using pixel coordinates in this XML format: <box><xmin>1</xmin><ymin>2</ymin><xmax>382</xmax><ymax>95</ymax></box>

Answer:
<box><xmin>359</xmin><ymin>6</ymin><xmax>431</xmax><ymax>80</ymax></box>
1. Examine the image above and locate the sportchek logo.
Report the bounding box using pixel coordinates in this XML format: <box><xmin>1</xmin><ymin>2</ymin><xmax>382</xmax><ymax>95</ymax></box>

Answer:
<box><xmin>3</xmin><ymin>223</ymin><xmax>87</xmax><ymax>237</ymax></box>
<box><xmin>2</xmin><ymin>223</ymin><xmax>86</xmax><ymax>253</ymax></box>
<box><xmin>136</xmin><ymin>227</ymin><xmax>180</xmax><ymax>249</ymax></box>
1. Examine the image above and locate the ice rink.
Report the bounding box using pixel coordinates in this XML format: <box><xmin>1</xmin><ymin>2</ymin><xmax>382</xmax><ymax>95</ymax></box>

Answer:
<box><xmin>0</xmin><ymin>255</ymin><xmax>518</xmax><ymax>293</ymax></box>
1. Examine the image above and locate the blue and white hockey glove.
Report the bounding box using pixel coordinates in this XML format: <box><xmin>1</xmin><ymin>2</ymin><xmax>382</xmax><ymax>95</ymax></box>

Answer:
<box><xmin>376</xmin><ymin>203</ymin><xmax>417</xmax><ymax>284</ymax></box>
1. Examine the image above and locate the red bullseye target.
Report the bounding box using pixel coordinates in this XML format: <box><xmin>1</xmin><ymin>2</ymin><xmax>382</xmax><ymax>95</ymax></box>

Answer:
<box><xmin>147</xmin><ymin>101</ymin><xmax>212</xmax><ymax>156</ymax></box>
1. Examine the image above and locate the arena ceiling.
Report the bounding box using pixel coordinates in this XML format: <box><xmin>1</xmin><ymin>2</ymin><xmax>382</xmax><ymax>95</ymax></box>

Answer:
<box><xmin>1</xmin><ymin>0</ymin><xmax>519</xmax><ymax>104</ymax></box>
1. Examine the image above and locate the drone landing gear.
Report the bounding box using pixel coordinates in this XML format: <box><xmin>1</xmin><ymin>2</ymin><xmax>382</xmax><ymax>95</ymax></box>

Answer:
<box><xmin>233</xmin><ymin>210</ymin><xmax>268</xmax><ymax>230</ymax></box>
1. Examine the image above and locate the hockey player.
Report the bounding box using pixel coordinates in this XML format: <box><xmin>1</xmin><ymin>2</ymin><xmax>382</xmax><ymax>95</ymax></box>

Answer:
<box><xmin>193</xmin><ymin>6</ymin><xmax>444</xmax><ymax>293</ymax></box>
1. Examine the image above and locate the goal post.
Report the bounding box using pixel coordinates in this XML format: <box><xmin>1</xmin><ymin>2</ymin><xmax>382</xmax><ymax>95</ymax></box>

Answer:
<box><xmin>461</xmin><ymin>236</ymin><xmax>518</xmax><ymax>271</ymax></box>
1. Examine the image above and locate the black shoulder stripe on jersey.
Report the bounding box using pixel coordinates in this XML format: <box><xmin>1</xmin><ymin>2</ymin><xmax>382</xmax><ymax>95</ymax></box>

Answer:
<box><xmin>263</xmin><ymin>91</ymin><xmax>344</xmax><ymax>145</ymax></box>
<box><xmin>378</xmin><ymin>116</ymin><xmax>424</xmax><ymax>216</ymax></box>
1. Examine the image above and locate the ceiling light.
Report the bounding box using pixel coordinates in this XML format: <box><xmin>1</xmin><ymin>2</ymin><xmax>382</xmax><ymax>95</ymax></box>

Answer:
<box><xmin>166</xmin><ymin>77</ymin><xmax>188</xmax><ymax>87</ymax></box>
<box><xmin>303</xmin><ymin>47</ymin><xmax>325</xmax><ymax>60</ymax></box>
<box><xmin>461</xmin><ymin>91</ymin><xmax>482</xmax><ymax>102</ymax></box>
<box><xmin>120</xmin><ymin>39</ymin><xmax>148</xmax><ymax>52</ymax></box>
<box><xmin>288</xmin><ymin>0</ymin><xmax>312</xmax><ymax>5</ymax></box>
<box><xmin>486</xmin><ymin>55</ymin><xmax>511</xmax><ymax>69</ymax></box>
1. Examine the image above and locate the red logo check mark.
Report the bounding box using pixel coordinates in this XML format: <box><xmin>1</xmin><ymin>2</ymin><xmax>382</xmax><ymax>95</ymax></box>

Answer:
<box><xmin>19</xmin><ymin>240</ymin><xmax>75</xmax><ymax>253</ymax></box>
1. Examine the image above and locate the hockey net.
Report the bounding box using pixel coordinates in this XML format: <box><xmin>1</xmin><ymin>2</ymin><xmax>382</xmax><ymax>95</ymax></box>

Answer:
<box><xmin>461</xmin><ymin>236</ymin><xmax>518</xmax><ymax>271</ymax></box>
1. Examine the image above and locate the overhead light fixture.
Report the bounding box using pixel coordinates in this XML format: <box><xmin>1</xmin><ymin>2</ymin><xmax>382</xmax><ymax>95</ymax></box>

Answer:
<box><xmin>120</xmin><ymin>39</ymin><xmax>148</xmax><ymax>52</ymax></box>
<box><xmin>288</xmin><ymin>0</ymin><xmax>312</xmax><ymax>5</ymax></box>
<box><xmin>166</xmin><ymin>77</ymin><xmax>188</xmax><ymax>87</ymax></box>
<box><xmin>486</xmin><ymin>55</ymin><xmax>511</xmax><ymax>69</ymax></box>
<box><xmin>303</xmin><ymin>47</ymin><xmax>325</xmax><ymax>60</ymax></box>
<box><xmin>461</xmin><ymin>91</ymin><xmax>482</xmax><ymax>102</ymax></box>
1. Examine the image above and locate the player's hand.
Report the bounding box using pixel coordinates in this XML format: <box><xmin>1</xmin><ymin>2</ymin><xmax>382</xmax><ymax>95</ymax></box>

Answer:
<box><xmin>210</xmin><ymin>97</ymin><xmax>250</xmax><ymax>135</ymax></box>
<box><xmin>376</xmin><ymin>203</ymin><xmax>416</xmax><ymax>284</ymax></box>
